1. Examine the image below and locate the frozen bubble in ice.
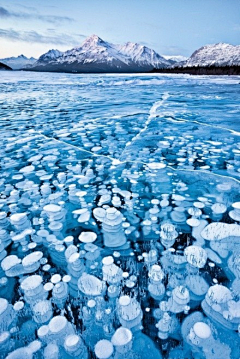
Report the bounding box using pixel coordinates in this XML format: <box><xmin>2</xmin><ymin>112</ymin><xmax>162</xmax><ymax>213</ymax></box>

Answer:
<box><xmin>95</xmin><ymin>339</ymin><xmax>113</xmax><ymax>359</ymax></box>
<box><xmin>62</xmin><ymin>275</ymin><xmax>71</xmax><ymax>283</ymax></box>
<box><xmin>201</xmin><ymin>223</ymin><xmax>240</xmax><ymax>241</ymax></box>
<box><xmin>193</xmin><ymin>202</ymin><xmax>205</xmax><ymax>209</ymax></box>
<box><xmin>43</xmin><ymin>204</ymin><xmax>61</xmax><ymax>213</ymax></box>
<box><xmin>184</xmin><ymin>246</ymin><xmax>207</xmax><ymax>268</ymax></box>
<box><xmin>13</xmin><ymin>301</ymin><xmax>24</xmax><ymax>311</ymax></box>
<box><xmin>93</xmin><ymin>207</ymin><xmax>106</xmax><ymax>221</ymax></box>
<box><xmin>21</xmin><ymin>275</ymin><xmax>42</xmax><ymax>292</ymax></box>
<box><xmin>10</xmin><ymin>213</ymin><xmax>27</xmax><ymax>225</ymax></box>
<box><xmin>119</xmin><ymin>295</ymin><xmax>131</xmax><ymax>306</ymax></box>
<box><xmin>63</xmin><ymin>236</ymin><xmax>74</xmax><ymax>246</ymax></box>
<box><xmin>22</xmin><ymin>251</ymin><xmax>43</xmax><ymax>269</ymax></box>
<box><xmin>172</xmin><ymin>194</ymin><xmax>185</xmax><ymax>202</ymax></box>
<box><xmin>19</xmin><ymin>165</ymin><xmax>35</xmax><ymax>174</ymax></box>
<box><xmin>1</xmin><ymin>255</ymin><xmax>21</xmax><ymax>272</ymax></box>
<box><xmin>44</xmin><ymin>282</ymin><xmax>54</xmax><ymax>292</ymax></box>
<box><xmin>51</xmin><ymin>274</ymin><xmax>61</xmax><ymax>284</ymax></box>
<box><xmin>102</xmin><ymin>256</ymin><xmax>114</xmax><ymax>266</ymax></box>
<box><xmin>0</xmin><ymin>331</ymin><xmax>10</xmax><ymax>345</ymax></box>
<box><xmin>87</xmin><ymin>299</ymin><xmax>96</xmax><ymax>308</ymax></box>
<box><xmin>229</xmin><ymin>201</ymin><xmax>240</xmax><ymax>221</ymax></box>
<box><xmin>147</xmin><ymin>162</ymin><xmax>166</xmax><ymax>170</ymax></box>
<box><xmin>111</xmin><ymin>326</ymin><xmax>132</xmax><ymax>346</ymax></box>
<box><xmin>186</xmin><ymin>218</ymin><xmax>200</xmax><ymax>227</ymax></box>
<box><xmin>12</xmin><ymin>228</ymin><xmax>33</xmax><ymax>243</ymax></box>
<box><xmin>160</xmin><ymin>223</ymin><xmax>178</xmax><ymax>248</ymax></box>
<box><xmin>37</xmin><ymin>324</ymin><xmax>49</xmax><ymax>340</ymax></box>
<box><xmin>68</xmin><ymin>252</ymin><xmax>80</xmax><ymax>264</ymax></box>
<box><xmin>78</xmin><ymin>231</ymin><xmax>97</xmax><ymax>243</ymax></box>
<box><xmin>64</xmin><ymin>334</ymin><xmax>82</xmax><ymax>353</ymax></box>
<box><xmin>148</xmin><ymin>265</ymin><xmax>164</xmax><ymax>281</ymax></box>
<box><xmin>211</xmin><ymin>203</ymin><xmax>227</xmax><ymax>214</ymax></box>
<box><xmin>6</xmin><ymin>347</ymin><xmax>33</xmax><ymax>359</ymax></box>
<box><xmin>78</xmin><ymin>273</ymin><xmax>106</xmax><ymax>296</ymax></box>
<box><xmin>49</xmin><ymin>315</ymin><xmax>67</xmax><ymax>334</ymax></box>
<box><xmin>42</xmin><ymin>264</ymin><xmax>51</xmax><ymax>272</ymax></box>
<box><xmin>28</xmin><ymin>340</ymin><xmax>41</xmax><ymax>353</ymax></box>
<box><xmin>205</xmin><ymin>285</ymin><xmax>232</xmax><ymax>306</ymax></box>
<box><xmin>33</xmin><ymin>300</ymin><xmax>53</xmax><ymax>324</ymax></box>
<box><xmin>193</xmin><ymin>322</ymin><xmax>211</xmax><ymax>339</ymax></box>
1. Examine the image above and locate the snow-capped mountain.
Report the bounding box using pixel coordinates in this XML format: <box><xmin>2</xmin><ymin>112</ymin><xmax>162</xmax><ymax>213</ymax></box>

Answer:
<box><xmin>182</xmin><ymin>43</ymin><xmax>240</xmax><ymax>67</ymax></box>
<box><xmin>163</xmin><ymin>55</ymin><xmax>188</xmax><ymax>63</ymax></box>
<box><xmin>27</xmin><ymin>35</ymin><xmax>171</xmax><ymax>73</ymax></box>
<box><xmin>115</xmin><ymin>42</ymin><xmax>170</xmax><ymax>68</ymax></box>
<box><xmin>58</xmin><ymin>35</ymin><xmax>130</xmax><ymax>66</ymax></box>
<box><xmin>37</xmin><ymin>49</ymin><xmax>63</xmax><ymax>63</ymax></box>
<box><xmin>0</xmin><ymin>55</ymin><xmax>36</xmax><ymax>70</ymax></box>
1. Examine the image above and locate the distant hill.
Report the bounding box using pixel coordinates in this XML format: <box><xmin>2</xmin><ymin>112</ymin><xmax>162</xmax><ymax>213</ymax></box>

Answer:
<box><xmin>163</xmin><ymin>55</ymin><xmax>188</xmax><ymax>64</ymax></box>
<box><xmin>0</xmin><ymin>55</ymin><xmax>36</xmax><ymax>70</ymax></box>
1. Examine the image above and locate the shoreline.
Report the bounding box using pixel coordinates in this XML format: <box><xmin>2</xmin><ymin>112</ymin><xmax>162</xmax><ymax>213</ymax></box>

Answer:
<box><xmin>18</xmin><ymin>65</ymin><xmax>240</xmax><ymax>76</ymax></box>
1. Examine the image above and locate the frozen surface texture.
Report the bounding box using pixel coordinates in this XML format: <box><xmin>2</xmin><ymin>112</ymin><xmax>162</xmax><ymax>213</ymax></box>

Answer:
<box><xmin>0</xmin><ymin>72</ymin><xmax>239</xmax><ymax>358</ymax></box>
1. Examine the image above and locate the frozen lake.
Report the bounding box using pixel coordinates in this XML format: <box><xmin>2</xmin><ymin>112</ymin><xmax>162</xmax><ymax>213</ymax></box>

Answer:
<box><xmin>0</xmin><ymin>72</ymin><xmax>240</xmax><ymax>358</ymax></box>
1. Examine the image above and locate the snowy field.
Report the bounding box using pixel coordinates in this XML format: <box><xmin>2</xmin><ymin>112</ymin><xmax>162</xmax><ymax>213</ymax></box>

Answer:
<box><xmin>0</xmin><ymin>72</ymin><xmax>240</xmax><ymax>358</ymax></box>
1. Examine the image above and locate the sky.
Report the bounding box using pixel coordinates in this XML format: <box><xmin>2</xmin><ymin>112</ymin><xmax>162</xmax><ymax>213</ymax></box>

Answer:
<box><xmin>0</xmin><ymin>0</ymin><xmax>239</xmax><ymax>59</ymax></box>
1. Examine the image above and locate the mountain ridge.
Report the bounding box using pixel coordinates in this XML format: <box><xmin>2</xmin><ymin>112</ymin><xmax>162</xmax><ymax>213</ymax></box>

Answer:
<box><xmin>26</xmin><ymin>34</ymin><xmax>172</xmax><ymax>73</ymax></box>
<box><xmin>0</xmin><ymin>55</ymin><xmax>36</xmax><ymax>70</ymax></box>
<box><xmin>2</xmin><ymin>37</ymin><xmax>239</xmax><ymax>73</ymax></box>
<box><xmin>178</xmin><ymin>43</ymin><xmax>240</xmax><ymax>68</ymax></box>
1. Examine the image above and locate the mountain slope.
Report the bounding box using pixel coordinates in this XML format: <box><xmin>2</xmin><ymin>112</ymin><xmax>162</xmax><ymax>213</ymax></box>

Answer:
<box><xmin>0</xmin><ymin>55</ymin><xmax>36</xmax><ymax>70</ymax></box>
<box><xmin>0</xmin><ymin>62</ymin><xmax>12</xmax><ymax>70</ymax></box>
<box><xmin>38</xmin><ymin>49</ymin><xmax>63</xmax><ymax>63</ymax></box>
<box><xmin>27</xmin><ymin>35</ymin><xmax>172</xmax><ymax>73</ymax></box>
<box><xmin>182</xmin><ymin>43</ymin><xmax>240</xmax><ymax>67</ymax></box>
<box><xmin>115</xmin><ymin>42</ymin><xmax>170</xmax><ymax>68</ymax></box>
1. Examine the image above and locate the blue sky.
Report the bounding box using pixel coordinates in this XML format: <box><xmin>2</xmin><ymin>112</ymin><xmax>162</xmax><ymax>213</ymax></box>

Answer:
<box><xmin>0</xmin><ymin>0</ymin><xmax>239</xmax><ymax>58</ymax></box>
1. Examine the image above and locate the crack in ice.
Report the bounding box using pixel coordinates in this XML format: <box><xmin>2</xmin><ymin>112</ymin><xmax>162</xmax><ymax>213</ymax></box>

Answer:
<box><xmin>33</xmin><ymin>130</ymin><xmax>123</xmax><ymax>165</ymax></box>
<box><xmin>162</xmin><ymin>116</ymin><xmax>240</xmax><ymax>136</ymax></box>
<box><xmin>119</xmin><ymin>92</ymin><xmax>170</xmax><ymax>159</ymax></box>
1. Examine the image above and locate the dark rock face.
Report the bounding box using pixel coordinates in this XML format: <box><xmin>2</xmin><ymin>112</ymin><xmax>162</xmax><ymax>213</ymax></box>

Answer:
<box><xmin>0</xmin><ymin>62</ymin><xmax>12</xmax><ymax>70</ymax></box>
<box><xmin>26</xmin><ymin>60</ymin><xmax>156</xmax><ymax>73</ymax></box>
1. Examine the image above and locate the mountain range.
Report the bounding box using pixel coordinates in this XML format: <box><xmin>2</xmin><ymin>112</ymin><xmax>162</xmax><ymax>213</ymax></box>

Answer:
<box><xmin>0</xmin><ymin>36</ymin><xmax>239</xmax><ymax>73</ymax></box>
<box><xmin>0</xmin><ymin>55</ymin><xmax>36</xmax><ymax>70</ymax></box>
<box><xmin>24</xmin><ymin>35</ymin><xmax>171</xmax><ymax>73</ymax></box>
<box><xmin>178</xmin><ymin>43</ymin><xmax>240</xmax><ymax>68</ymax></box>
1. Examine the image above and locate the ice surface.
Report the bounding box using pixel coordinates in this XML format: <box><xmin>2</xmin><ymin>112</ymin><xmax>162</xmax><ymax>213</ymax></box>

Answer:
<box><xmin>0</xmin><ymin>72</ymin><xmax>239</xmax><ymax>358</ymax></box>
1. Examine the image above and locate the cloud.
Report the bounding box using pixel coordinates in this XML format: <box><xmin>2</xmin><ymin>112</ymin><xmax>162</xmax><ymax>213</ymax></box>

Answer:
<box><xmin>0</xmin><ymin>28</ymin><xmax>86</xmax><ymax>46</ymax></box>
<box><xmin>0</xmin><ymin>6</ymin><xmax>74</xmax><ymax>24</ymax></box>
